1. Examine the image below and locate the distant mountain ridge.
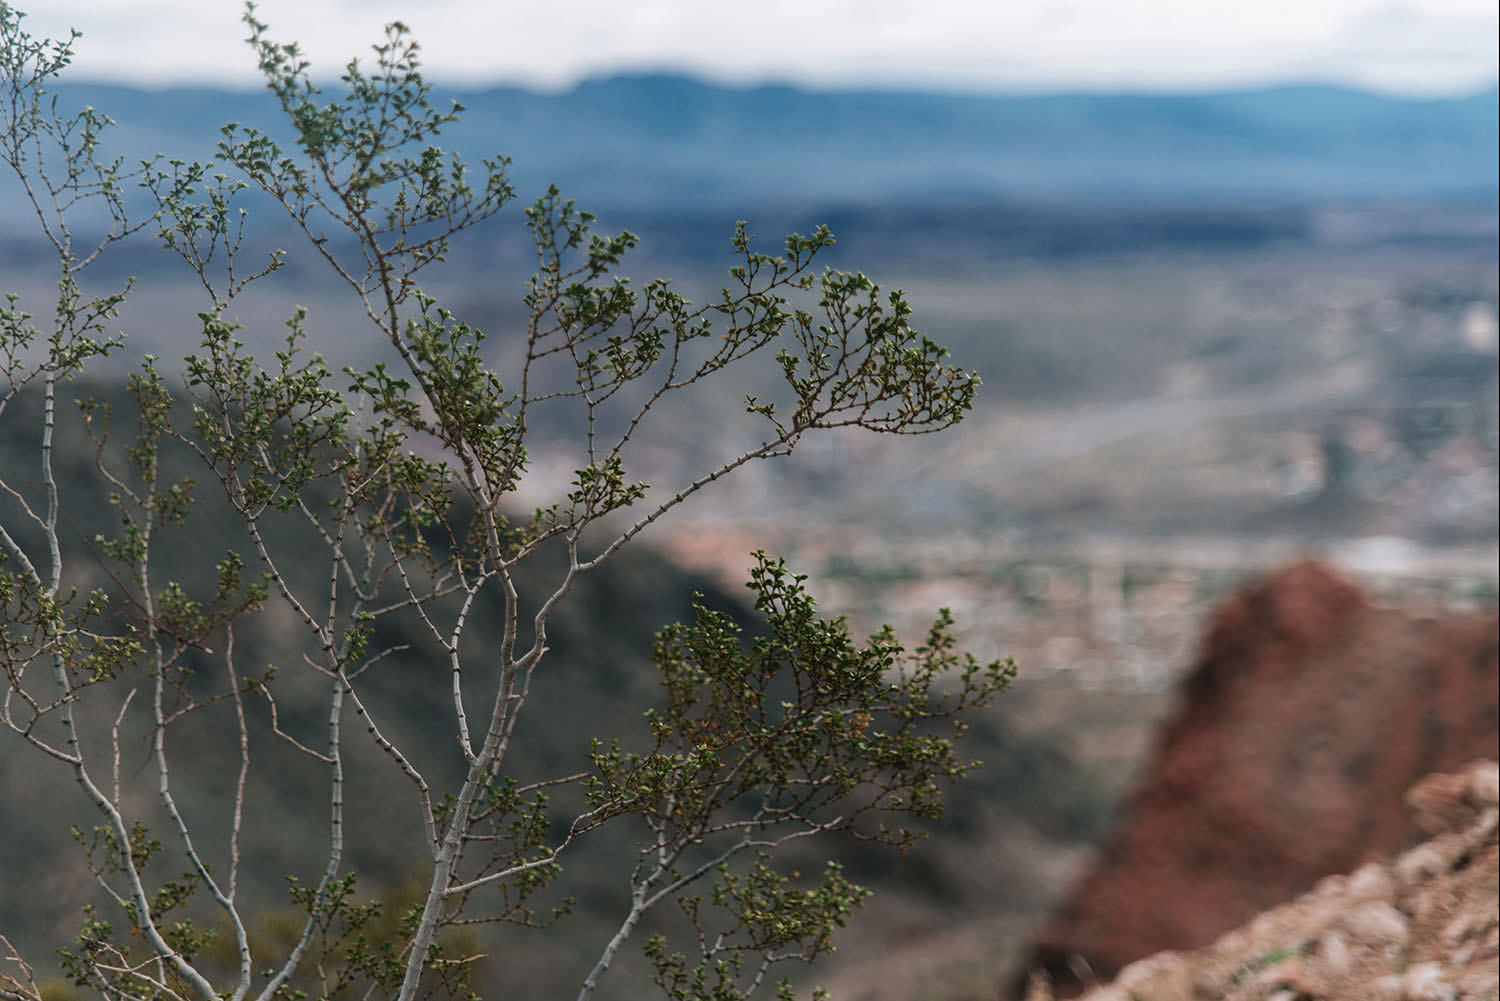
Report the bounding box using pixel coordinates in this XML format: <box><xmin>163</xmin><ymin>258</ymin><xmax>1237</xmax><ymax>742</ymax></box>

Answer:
<box><xmin>19</xmin><ymin>75</ymin><xmax>1498</xmax><ymax>219</ymax></box>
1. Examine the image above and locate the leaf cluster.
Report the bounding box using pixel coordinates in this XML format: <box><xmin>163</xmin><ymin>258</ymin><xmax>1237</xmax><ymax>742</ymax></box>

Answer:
<box><xmin>587</xmin><ymin>554</ymin><xmax>1014</xmax><ymax>996</ymax></box>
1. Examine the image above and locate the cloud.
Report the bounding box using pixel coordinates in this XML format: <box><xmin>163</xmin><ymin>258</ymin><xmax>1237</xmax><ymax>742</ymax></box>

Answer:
<box><xmin>1316</xmin><ymin>4</ymin><xmax>1500</xmax><ymax>91</ymax></box>
<box><xmin>15</xmin><ymin>0</ymin><xmax>1499</xmax><ymax>94</ymax></box>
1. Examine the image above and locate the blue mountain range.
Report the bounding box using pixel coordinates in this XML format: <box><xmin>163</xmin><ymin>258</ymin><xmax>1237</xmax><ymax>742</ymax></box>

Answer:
<box><xmin>18</xmin><ymin>74</ymin><xmax>1500</xmax><ymax>219</ymax></box>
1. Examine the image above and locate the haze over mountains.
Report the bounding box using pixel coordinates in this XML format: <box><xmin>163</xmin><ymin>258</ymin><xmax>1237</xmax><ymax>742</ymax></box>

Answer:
<box><xmin>25</xmin><ymin>75</ymin><xmax>1500</xmax><ymax>223</ymax></box>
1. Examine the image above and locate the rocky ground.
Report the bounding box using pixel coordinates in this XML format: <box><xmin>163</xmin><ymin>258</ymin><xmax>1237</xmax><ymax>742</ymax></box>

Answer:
<box><xmin>1020</xmin><ymin>561</ymin><xmax>1499</xmax><ymax>995</ymax></box>
<box><xmin>1026</xmin><ymin>758</ymin><xmax>1499</xmax><ymax>1001</ymax></box>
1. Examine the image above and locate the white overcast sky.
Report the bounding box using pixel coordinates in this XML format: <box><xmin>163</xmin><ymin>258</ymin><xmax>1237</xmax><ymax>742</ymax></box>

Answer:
<box><xmin>19</xmin><ymin>0</ymin><xmax>1500</xmax><ymax>96</ymax></box>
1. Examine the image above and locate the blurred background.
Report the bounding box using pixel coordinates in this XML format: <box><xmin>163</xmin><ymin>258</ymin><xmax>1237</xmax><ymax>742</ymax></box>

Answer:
<box><xmin>2</xmin><ymin>2</ymin><xmax>1496</xmax><ymax>998</ymax></box>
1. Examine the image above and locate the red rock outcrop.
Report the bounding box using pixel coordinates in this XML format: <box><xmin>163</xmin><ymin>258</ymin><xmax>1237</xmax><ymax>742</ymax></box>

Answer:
<box><xmin>1020</xmin><ymin>560</ymin><xmax>1499</xmax><ymax>996</ymax></box>
<box><xmin>1030</xmin><ymin>759</ymin><xmax>1500</xmax><ymax>1001</ymax></box>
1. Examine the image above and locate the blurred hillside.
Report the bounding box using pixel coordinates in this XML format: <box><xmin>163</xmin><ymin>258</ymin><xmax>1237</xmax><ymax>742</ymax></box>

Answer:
<box><xmin>0</xmin><ymin>383</ymin><xmax>1113</xmax><ymax>1000</ymax></box>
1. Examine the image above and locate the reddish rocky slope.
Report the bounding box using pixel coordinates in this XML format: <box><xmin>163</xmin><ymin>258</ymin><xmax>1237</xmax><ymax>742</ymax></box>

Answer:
<box><xmin>1020</xmin><ymin>560</ymin><xmax>1499</xmax><ymax>996</ymax></box>
<box><xmin>1028</xmin><ymin>758</ymin><xmax>1499</xmax><ymax>1001</ymax></box>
